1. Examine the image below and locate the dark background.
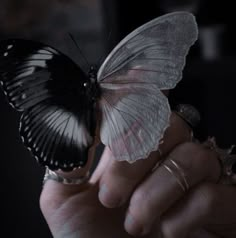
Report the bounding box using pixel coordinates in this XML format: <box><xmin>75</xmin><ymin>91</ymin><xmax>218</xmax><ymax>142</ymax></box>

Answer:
<box><xmin>1</xmin><ymin>0</ymin><xmax>236</xmax><ymax>237</ymax></box>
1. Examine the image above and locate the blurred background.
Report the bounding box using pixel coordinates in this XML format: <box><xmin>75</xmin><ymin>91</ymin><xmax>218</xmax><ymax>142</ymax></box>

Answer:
<box><xmin>0</xmin><ymin>0</ymin><xmax>235</xmax><ymax>237</ymax></box>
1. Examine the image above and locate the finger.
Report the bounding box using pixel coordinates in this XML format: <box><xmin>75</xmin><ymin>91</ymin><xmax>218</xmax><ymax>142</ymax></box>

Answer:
<box><xmin>160</xmin><ymin>183</ymin><xmax>236</xmax><ymax>238</ymax></box>
<box><xmin>189</xmin><ymin>229</ymin><xmax>219</xmax><ymax>238</ymax></box>
<box><xmin>124</xmin><ymin>142</ymin><xmax>221</xmax><ymax>236</ymax></box>
<box><xmin>96</xmin><ymin>112</ymin><xmax>193</xmax><ymax>208</ymax></box>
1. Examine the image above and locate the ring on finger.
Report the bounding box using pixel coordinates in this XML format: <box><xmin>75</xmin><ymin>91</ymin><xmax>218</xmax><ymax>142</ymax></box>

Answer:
<box><xmin>43</xmin><ymin>167</ymin><xmax>90</xmax><ymax>185</ymax></box>
<box><xmin>203</xmin><ymin>137</ymin><xmax>236</xmax><ymax>185</ymax></box>
<box><xmin>162</xmin><ymin>158</ymin><xmax>189</xmax><ymax>192</ymax></box>
<box><xmin>174</xmin><ymin>104</ymin><xmax>201</xmax><ymax>129</ymax></box>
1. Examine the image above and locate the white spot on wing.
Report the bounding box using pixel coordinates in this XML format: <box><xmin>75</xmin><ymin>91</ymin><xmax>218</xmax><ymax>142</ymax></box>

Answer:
<box><xmin>37</xmin><ymin>49</ymin><xmax>51</xmax><ymax>54</ymax></box>
<box><xmin>24</xmin><ymin>126</ymin><xmax>29</xmax><ymax>132</ymax></box>
<box><xmin>7</xmin><ymin>81</ymin><xmax>23</xmax><ymax>91</ymax></box>
<box><xmin>14</xmin><ymin>68</ymin><xmax>35</xmax><ymax>80</ymax></box>
<box><xmin>29</xmin><ymin>54</ymin><xmax>53</xmax><ymax>60</ymax></box>
<box><xmin>21</xmin><ymin>94</ymin><xmax>26</xmax><ymax>100</ymax></box>
<box><xmin>25</xmin><ymin>60</ymin><xmax>46</xmax><ymax>67</ymax></box>
<box><xmin>42</xmin><ymin>109</ymin><xmax>92</xmax><ymax>146</ymax></box>
<box><xmin>9</xmin><ymin>102</ymin><xmax>14</xmax><ymax>108</ymax></box>
<box><xmin>4</xmin><ymin>52</ymin><xmax>8</xmax><ymax>57</ymax></box>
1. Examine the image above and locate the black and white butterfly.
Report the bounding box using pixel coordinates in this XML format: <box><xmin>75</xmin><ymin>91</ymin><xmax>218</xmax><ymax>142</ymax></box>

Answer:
<box><xmin>0</xmin><ymin>12</ymin><xmax>198</xmax><ymax>171</ymax></box>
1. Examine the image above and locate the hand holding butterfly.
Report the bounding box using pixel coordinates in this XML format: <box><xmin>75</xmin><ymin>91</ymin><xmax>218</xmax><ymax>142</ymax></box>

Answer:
<box><xmin>1</xmin><ymin>10</ymin><xmax>235</xmax><ymax>237</ymax></box>
<box><xmin>40</xmin><ymin>112</ymin><xmax>236</xmax><ymax>238</ymax></box>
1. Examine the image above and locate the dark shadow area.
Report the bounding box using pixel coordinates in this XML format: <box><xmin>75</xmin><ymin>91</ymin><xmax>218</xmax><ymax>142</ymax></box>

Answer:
<box><xmin>1</xmin><ymin>0</ymin><xmax>235</xmax><ymax>237</ymax></box>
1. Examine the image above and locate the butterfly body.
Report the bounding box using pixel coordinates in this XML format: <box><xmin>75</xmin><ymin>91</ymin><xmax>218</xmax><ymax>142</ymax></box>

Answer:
<box><xmin>0</xmin><ymin>12</ymin><xmax>198</xmax><ymax>171</ymax></box>
<box><xmin>87</xmin><ymin>65</ymin><xmax>101</xmax><ymax>102</ymax></box>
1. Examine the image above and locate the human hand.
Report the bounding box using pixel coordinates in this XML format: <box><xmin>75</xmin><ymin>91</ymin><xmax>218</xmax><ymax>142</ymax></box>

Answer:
<box><xmin>40</xmin><ymin>112</ymin><xmax>236</xmax><ymax>238</ymax></box>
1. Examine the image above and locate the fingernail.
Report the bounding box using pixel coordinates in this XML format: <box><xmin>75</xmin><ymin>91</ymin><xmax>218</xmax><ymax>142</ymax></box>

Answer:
<box><xmin>98</xmin><ymin>184</ymin><xmax>121</xmax><ymax>208</ymax></box>
<box><xmin>125</xmin><ymin>214</ymin><xmax>147</xmax><ymax>236</ymax></box>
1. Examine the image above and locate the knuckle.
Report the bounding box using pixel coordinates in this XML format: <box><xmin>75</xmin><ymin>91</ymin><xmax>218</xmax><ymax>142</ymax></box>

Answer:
<box><xmin>172</xmin><ymin>142</ymin><xmax>220</xmax><ymax>180</ymax></box>
<box><xmin>174</xmin><ymin>142</ymin><xmax>203</xmax><ymax>160</ymax></box>
<box><xmin>177</xmin><ymin>141</ymin><xmax>218</xmax><ymax>165</ymax></box>
<box><xmin>194</xmin><ymin>183</ymin><xmax>218</xmax><ymax>215</ymax></box>
<box><xmin>160</xmin><ymin>221</ymin><xmax>177</xmax><ymax>238</ymax></box>
<box><xmin>129</xmin><ymin>189</ymin><xmax>154</xmax><ymax>223</ymax></box>
<box><xmin>170</xmin><ymin>142</ymin><xmax>205</xmax><ymax>171</ymax></box>
<box><xmin>131</xmin><ymin>188</ymin><xmax>148</xmax><ymax>207</ymax></box>
<box><xmin>179</xmin><ymin>142</ymin><xmax>204</xmax><ymax>155</ymax></box>
<box><xmin>161</xmin><ymin>141</ymin><xmax>221</xmax><ymax>190</ymax></box>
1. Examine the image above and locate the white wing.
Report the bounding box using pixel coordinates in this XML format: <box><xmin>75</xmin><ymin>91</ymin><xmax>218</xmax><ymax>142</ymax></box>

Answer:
<box><xmin>99</xmin><ymin>85</ymin><xmax>170</xmax><ymax>162</ymax></box>
<box><xmin>98</xmin><ymin>12</ymin><xmax>198</xmax><ymax>162</ymax></box>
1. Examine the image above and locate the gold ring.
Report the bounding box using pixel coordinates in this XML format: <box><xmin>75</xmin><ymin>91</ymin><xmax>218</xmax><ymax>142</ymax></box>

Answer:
<box><xmin>162</xmin><ymin>158</ymin><xmax>189</xmax><ymax>192</ymax></box>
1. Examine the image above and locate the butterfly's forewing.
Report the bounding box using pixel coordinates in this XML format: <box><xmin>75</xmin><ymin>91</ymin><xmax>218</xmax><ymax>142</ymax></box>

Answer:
<box><xmin>97</xmin><ymin>12</ymin><xmax>198</xmax><ymax>162</ymax></box>
<box><xmin>98</xmin><ymin>12</ymin><xmax>198</xmax><ymax>89</ymax></box>
<box><xmin>0</xmin><ymin>39</ymin><xmax>96</xmax><ymax>171</ymax></box>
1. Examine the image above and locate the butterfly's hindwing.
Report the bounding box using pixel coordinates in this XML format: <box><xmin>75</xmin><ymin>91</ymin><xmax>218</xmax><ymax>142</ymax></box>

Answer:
<box><xmin>20</xmin><ymin>103</ymin><xmax>94</xmax><ymax>171</ymax></box>
<box><xmin>99</xmin><ymin>85</ymin><xmax>170</xmax><ymax>162</ymax></box>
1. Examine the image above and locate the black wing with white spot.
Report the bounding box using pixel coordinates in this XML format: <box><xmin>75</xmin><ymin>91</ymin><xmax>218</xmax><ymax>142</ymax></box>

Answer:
<box><xmin>0</xmin><ymin>39</ymin><xmax>96</xmax><ymax>171</ymax></box>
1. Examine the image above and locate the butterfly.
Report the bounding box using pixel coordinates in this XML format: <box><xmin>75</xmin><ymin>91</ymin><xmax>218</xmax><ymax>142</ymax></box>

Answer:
<box><xmin>0</xmin><ymin>12</ymin><xmax>198</xmax><ymax>171</ymax></box>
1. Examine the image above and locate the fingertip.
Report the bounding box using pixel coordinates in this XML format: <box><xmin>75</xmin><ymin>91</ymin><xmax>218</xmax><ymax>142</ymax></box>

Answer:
<box><xmin>124</xmin><ymin>213</ymin><xmax>151</xmax><ymax>237</ymax></box>
<box><xmin>160</xmin><ymin>218</ymin><xmax>188</xmax><ymax>238</ymax></box>
<box><xmin>124</xmin><ymin>213</ymin><xmax>144</xmax><ymax>236</ymax></box>
<box><xmin>98</xmin><ymin>183</ymin><xmax>123</xmax><ymax>208</ymax></box>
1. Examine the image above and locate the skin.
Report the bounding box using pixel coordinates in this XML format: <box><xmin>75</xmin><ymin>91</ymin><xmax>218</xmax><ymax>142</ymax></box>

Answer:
<box><xmin>40</xmin><ymin>113</ymin><xmax>236</xmax><ymax>238</ymax></box>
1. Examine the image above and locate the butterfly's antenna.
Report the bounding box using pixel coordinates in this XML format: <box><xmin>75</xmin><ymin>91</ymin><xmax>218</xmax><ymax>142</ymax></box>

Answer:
<box><xmin>98</xmin><ymin>28</ymin><xmax>113</xmax><ymax>66</ymax></box>
<box><xmin>106</xmin><ymin>28</ymin><xmax>113</xmax><ymax>45</ymax></box>
<box><xmin>68</xmin><ymin>33</ymin><xmax>90</xmax><ymax>68</ymax></box>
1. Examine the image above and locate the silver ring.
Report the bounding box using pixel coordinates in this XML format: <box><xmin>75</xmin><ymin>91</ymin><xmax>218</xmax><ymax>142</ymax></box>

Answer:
<box><xmin>174</xmin><ymin>104</ymin><xmax>201</xmax><ymax>128</ymax></box>
<box><xmin>204</xmin><ymin>137</ymin><xmax>236</xmax><ymax>185</ymax></box>
<box><xmin>162</xmin><ymin>158</ymin><xmax>189</xmax><ymax>192</ymax></box>
<box><xmin>43</xmin><ymin>167</ymin><xmax>90</xmax><ymax>185</ymax></box>
<box><xmin>221</xmin><ymin>154</ymin><xmax>236</xmax><ymax>185</ymax></box>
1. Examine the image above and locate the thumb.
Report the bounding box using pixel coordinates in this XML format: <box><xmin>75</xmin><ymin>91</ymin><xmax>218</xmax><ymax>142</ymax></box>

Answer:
<box><xmin>40</xmin><ymin>142</ymin><xmax>97</xmax><ymax>215</ymax></box>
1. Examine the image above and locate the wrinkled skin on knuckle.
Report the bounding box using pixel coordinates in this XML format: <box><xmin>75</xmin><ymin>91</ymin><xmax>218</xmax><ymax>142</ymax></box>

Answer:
<box><xmin>171</xmin><ymin>142</ymin><xmax>220</xmax><ymax>184</ymax></box>
<box><xmin>192</xmin><ymin>183</ymin><xmax>218</xmax><ymax>221</ymax></box>
<box><xmin>129</xmin><ymin>188</ymin><xmax>154</xmax><ymax>224</ymax></box>
<box><xmin>160</xmin><ymin>221</ymin><xmax>179</xmax><ymax>238</ymax></box>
